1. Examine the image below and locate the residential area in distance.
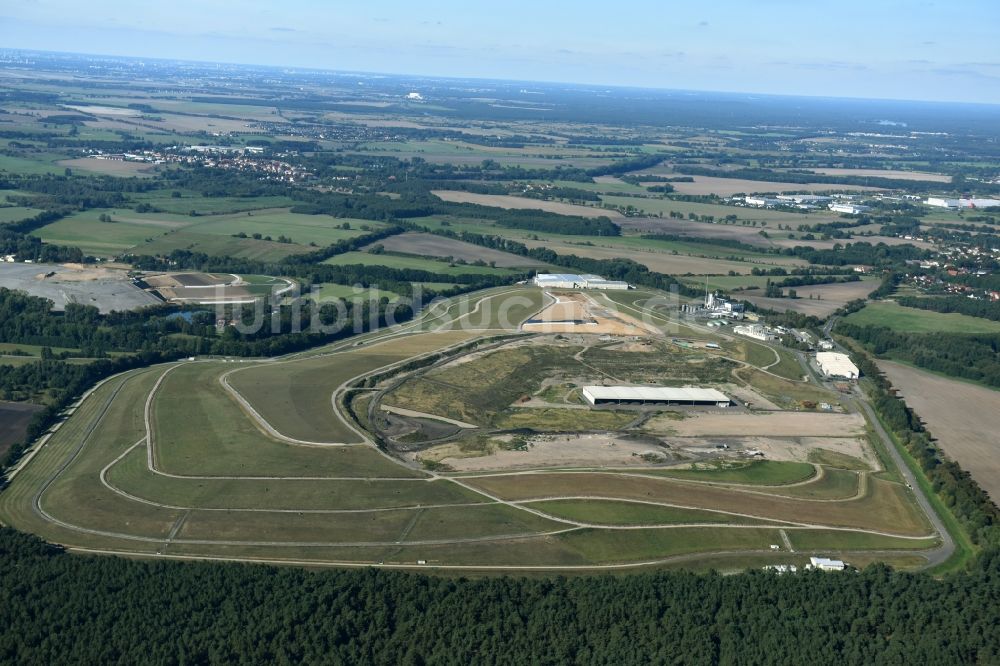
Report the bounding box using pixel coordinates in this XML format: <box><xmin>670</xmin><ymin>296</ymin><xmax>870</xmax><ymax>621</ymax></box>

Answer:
<box><xmin>0</xmin><ymin>31</ymin><xmax>998</xmax><ymax>663</ymax></box>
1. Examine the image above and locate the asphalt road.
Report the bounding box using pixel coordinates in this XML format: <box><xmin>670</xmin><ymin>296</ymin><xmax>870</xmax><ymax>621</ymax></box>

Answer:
<box><xmin>825</xmin><ymin>315</ymin><xmax>956</xmax><ymax>569</ymax></box>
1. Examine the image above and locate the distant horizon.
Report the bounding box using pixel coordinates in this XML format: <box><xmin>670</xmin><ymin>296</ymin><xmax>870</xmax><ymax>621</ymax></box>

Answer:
<box><xmin>7</xmin><ymin>47</ymin><xmax>1000</xmax><ymax>111</ymax></box>
<box><xmin>2</xmin><ymin>0</ymin><xmax>999</xmax><ymax>105</ymax></box>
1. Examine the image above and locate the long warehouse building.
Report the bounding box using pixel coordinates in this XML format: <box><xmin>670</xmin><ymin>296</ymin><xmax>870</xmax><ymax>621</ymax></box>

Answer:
<box><xmin>815</xmin><ymin>352</ymin><xmax>860</xmax><ymax>380</ymax></box>
<box><xmin>583</xmin><ymin>386</ymin><xmax>731</xmax><ymax>407</ymax></box>
<box><xmin>533</xmin><ymin>273</ymin><xmax>631</xmax><ymax>290</ymax></box>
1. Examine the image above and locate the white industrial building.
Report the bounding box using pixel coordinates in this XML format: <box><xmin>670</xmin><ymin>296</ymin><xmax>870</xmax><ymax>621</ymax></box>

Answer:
<box><xmin>582</xmin><ymin>386</ymin><xmax>731</xmax><ymax>407</ymax></box>
<box><xmin>815</xmin><ymin>352</ymin><xmax>859</xmax><ymax>380</ymax></box>
<box><xmin>734</xmin><ymin>323</ymin><xmax>777</xmax><ymax>342</ymax></box>
<box><xmin>925</xmin><ymin>197</ymin><xmax>1000</xmax><ymax>209</ymax></box>
<box><xmin>808</xmin><ymin>557</ymin><xmax>846</xmax><ymax>571</ymax></box>
<box><xmin>744</xmin><ymin>196</ymin><xmax>784</xmax><ymax>208</ymax></box>
<box><xmin>533</xmin><ymin>273</ymin><xmax>630</xmax><ymax>290</ymax></box>
<box><xmin>777</xmin><ymin>194</ymin><xmax>831</xmax><ymax>205</ymax></box>
<box><xmin>829</xmin><ymin>203</ymin><xmax>870</xmax><ymax>215</ymax></box>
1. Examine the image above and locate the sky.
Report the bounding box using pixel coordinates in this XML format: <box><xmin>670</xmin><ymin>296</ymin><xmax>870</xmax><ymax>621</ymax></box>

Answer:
<box><xmin>2</xmin><ymin>0</ymin><xmax>1000</xmax><ymax>105</ymax></box>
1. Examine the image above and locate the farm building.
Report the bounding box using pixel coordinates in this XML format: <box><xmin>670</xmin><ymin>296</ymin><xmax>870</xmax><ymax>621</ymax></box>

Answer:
<box><xmin>816</xmin><ymin>352</ymin><xmax>860</xmax><ymax>380</ymax></box>
<box><xmin>533</xmin><ymin>273</ymin><xmax>630</xmax><ymax>290</ymax></box>
<box><xmin>582</xmin><ymin>386</ymin><xmax>731</xmax><ymax>407</ymax></box>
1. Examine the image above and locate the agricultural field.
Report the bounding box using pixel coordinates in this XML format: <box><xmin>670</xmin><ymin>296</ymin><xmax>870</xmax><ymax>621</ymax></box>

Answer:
<box><xmin>0</xmin><ymin>401</ymin><xmax>43</xmax><ymax>458</ymax></box>
<box><xmin>0</xmin><ymin>284</ymin><xmax>944</xmax><ymax>570</ymax></box>
<box><xmin>844</xmin><ymin>301</ymin><xmax>1000</xmax><ymax>334</ymax></box>
<box><xmin>301</xmin><ymin>283</ymin><xmax>400</xmax><ymax>303</ymax></box>
<box><xmin>432</xmin><ymin>190</ymin><xmax>620</xmax><ymax>219</ymax></box>
<box><xmin>520</xmin><ymin>238</ymin><xmax>782</xmax><ymax>275</ymax></box>
<box><xmin>324</xmin><ymin>251</ymin><xmax>519</xmax><ymax>276</ymax></box>
<box><xmin>740</xmin><ymin>279</ymin><xmax>877</xmax><ymax>317</ymax></box>
<box><xmin>800</xmin><ymin>168</ymin><xmax>951</xmax><ymax>182</ymax></box>
<box><xmin>34</xmin><ymin>207</ymin><xmax>377</xmax><ymax>260</ymax></box>
<box><xmin>0</xmin><ymin>206</ymin><xmax>43</xmax><ymax>224</ymax></box>
<box><xmin>665</xmin><ymin>175</ymin><xmax>879</xmax><ymax>197</ymax></box>
<box><xmin>57</xmin><ymin>157</ymin><xmax>160</xmax><ymax>177</ymax></box>
<box><xmin>368</xmin><ymin>232</ymin><xmax>551</xmax><ymax>268</ymax></box>
<box><xmin>878</xmin><ymin>361</ymin><xmax>1000</xmax><ymax>503</ymax></box>
<box><xmin>129</xmin><ymin>192</ymin><xmax>296</xmax><ymax>216</ymax></box>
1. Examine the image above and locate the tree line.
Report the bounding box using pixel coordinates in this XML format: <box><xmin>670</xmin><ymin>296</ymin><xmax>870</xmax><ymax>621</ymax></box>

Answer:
<box><xmin>0</xmin><ymin>527</ymin><xmax>998</xmax><ymax>664</ymax></box>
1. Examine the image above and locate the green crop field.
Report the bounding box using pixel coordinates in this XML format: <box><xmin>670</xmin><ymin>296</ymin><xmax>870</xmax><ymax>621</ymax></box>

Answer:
<box><xmin>303</xmin><ymin>283</ymin><xmax>401</xmax><ymax>303</ymax></box>
<box><xmin>181</xmin><ymin>211</ymin><xmax>382</xmax><ymax>247</ymax></box>
<box><xmin>142</xmin><ymin>231</ymin><xmax>317</xmax><ymax>261</ymax></box>
<box><xmin>131</xmin><ymin>192</ymin><xmax>296</xmax><ymax>215</ymax></box>
<box><xmin>324</xmin><ymin>251</ymin><xmax>517</xmax><ymax>276</ymax></box>
<box><xmin>0</xmin><ymin>206</ymin><xmax>43</xmax><ymax>224</ymax></box>
<box><xmin>844</xmin><ymin>301</ymin><xmax>1000</xmax><ymax>334</ymax></box>
<box><xmin>34</xmin><ymin>207</ymin><xmax>377</xmax><ymax>259</ymax></box>
<box><xmin>34</xmin><ymin>210</ymin><xmax>181</xmax><ymax>256</ymax></box>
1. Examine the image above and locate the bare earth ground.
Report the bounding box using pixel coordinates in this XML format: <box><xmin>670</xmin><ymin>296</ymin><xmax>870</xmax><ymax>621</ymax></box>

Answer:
<box><xmin>878</xmin><ymin>360</ymin><xmax>1000</xmax><ymax>502</ymax></box>
<box><xmin>802</xmin><ymin>168</ymin><xmax>951</xmax><ymax>183</ymax></box>
<box><xmin>522</xmin><ymin>292</ymin><xmax>660</xmax><ymax>336</ymax></box>
<box><xmin>740</xmin><ymin>281</ymin><xmax>876</xmax><ymax>317</ymax></box>
<box><xmin>688</xmin><ymin>436</ymin><xmax>872</xmax><ymax>465</ymax></box>
<box><xmin>0</xmin><ymin>262</ymin><xmax>160</xmax><ymax>313</ymax></box>
<box><xmin>665</xmin><ymin>176</ymin><xmax>880</xmax><ymax>197</ymax></box>
<box><xmin>432</xmin><ymin>190</ymin><xmax>622</xmax><ymax>219</ymax></box>
<box><xmin>143</xmin><ymin>272</ymin><xmax>237</xmax><ymax>289</ymax></box>
<box><xmin>651</xmin><ymin>411</ymin><xmax>866</xmax><ymax>438</ymax></box>
<box><xmin>419</xmin><ymin>434</ymin><xmax>670</xmax><ymax>471</ymax></box>
<box><xmin>620</xmin><ymin>217</ymin><xmax>785</xmax><ymax>248</ymax></box>
<box><xmin>56</xmin><ymin>158</ymin><xmax>158</xmax><ymax>178</ymax></box>
<box><xmin>366</xmin><ymin>232</ymin><xmax>547</xmax><ymax>267</ymax></box>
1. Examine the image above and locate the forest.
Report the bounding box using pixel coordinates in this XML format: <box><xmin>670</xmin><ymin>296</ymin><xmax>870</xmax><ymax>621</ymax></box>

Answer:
<box><xmin>0</xmin><ymin>527</ymin><xmax>998</xmax><ymax>664</ymax></box>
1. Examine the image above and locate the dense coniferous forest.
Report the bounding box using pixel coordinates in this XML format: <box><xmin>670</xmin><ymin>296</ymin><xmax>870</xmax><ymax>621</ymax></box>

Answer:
<box><xmin>0</xmin><ymin>528</ymin><xmax>998</xmax><ymax>664</ymax></box>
